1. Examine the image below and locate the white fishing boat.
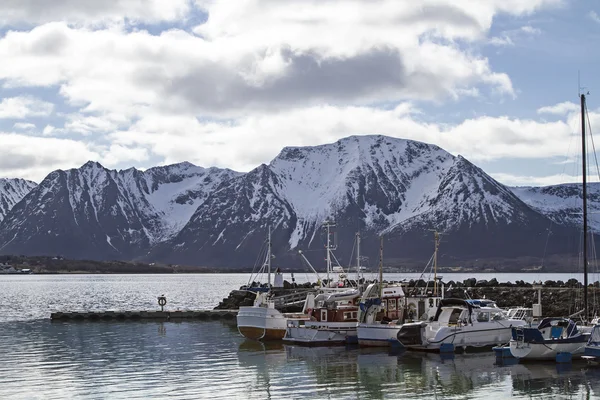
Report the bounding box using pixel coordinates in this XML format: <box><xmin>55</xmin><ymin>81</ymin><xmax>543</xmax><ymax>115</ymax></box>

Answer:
<box><xmin>357</xmin><ymin>232</ymin><xmax>443</xmax><ymax>347</ymax></box>
<box><xmin>284</xmin><ymin>289</ymin><xmax>361</xmax><ymax>345</ymax></box>
<box><xmin>284</xmin><ymin>224</ymin><xmax>362</xmax><ymax>345</ymax></box>
<box><xmin>509</xmin><ymin>318</ymin><xmax>590</xmax><ymax>361</ymax></box>
<box><xmin>237</xmin><ymin>228</ymin><xmax>310</xmax><ymax>341</ymax></box>
<box><xmin>396</xmin><ymin>298</ymin><xmax>528</xmax><ymax>352</ymax></box>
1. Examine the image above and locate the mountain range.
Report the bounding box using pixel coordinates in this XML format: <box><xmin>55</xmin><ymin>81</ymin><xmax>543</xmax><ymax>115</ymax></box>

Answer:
<box><xmin>0</xmin><ymin>135</ymin><xmax>595</xmax><ymax>270</ymax></box>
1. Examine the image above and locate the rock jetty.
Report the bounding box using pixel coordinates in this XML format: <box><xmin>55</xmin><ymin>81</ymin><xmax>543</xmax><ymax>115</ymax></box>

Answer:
<box><xmin>216</xmin><ymin>278</ymin><xmax>600</xmax><ymax>318</ymax></box>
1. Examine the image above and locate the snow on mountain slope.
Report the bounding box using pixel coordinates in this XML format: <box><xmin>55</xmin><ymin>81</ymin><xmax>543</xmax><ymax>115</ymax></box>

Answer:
<box><xmin>269</xmin><ymin>135</ymin><xmax>455</xmax><ymax>247</ymax></box>
<box><xmin>0</xmin><ymin>178</ymin><xmax>37</xmax><ymax>223</ymax></box>
<box><xmin>0</xmin><ymin>161</ymin><xmax>240</xmax><ymax>259</ymax></box>
<box><xmin>159</xmin><ymin>134</ymin><xmax>568</xmax><ymax>267</ymax></box>
<box><xmin>511</xmin><ymin>183</ymin><xmax>600</xmax><ymax>232</ymax></box>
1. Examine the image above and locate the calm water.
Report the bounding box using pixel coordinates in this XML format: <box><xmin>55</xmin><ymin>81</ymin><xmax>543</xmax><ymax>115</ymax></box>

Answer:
<box><xmin>1</xmin><ymin>273</ymin><xmax>599</xmax><ymax>399</ymax></box>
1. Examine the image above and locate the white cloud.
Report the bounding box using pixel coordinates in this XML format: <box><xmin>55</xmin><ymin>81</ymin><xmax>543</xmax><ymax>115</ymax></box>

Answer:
<box><xmin>0</xmin><ymin>132</ymin><xmax>100</xmax><ymax>181</ymax></box>
<box><xmin>489</xmin><ymin>36</ymin><xmax>514</xmax><ymax>47</ymax></box>
<box><xmin>489</xmin><ymin>25</ymin><xmax>541</xmax><ymax>47</ymax></box>
<box><xmin>520</xmin><ymin>26</ymin><xmax>541</xmax><ymax>35</ymax></box>
<box><xmin>12</xmin><ymin>122</ymin><xmax>36</xmax><ymax>131</ymax></box>
<box><xmin>491</xmin><ymin>172</ymin><xmax>597</xmax><ymax>187</ymax></box>
<box><xmin>589</xmin><ymin>11</ymin><xmax>600</xmax><ymax>24</ymax></box>
<box><xmin>0</xmin><ymin>96</ymin><xmax>53</xmax><ymax>119</ymax></box>
<box><xmin>0</xmin><ymin>0</ymin><xmax>190</xmax><ymax>26</ymax></box>
<box><xmin>97</xmin><ymin>144</ymin><xmax>150</xmax><ymax>167</ymax></box>
<box><xmin>537</xmin><ymin>101</ymin><xmax>579</xmax><ymax>115</ymax></box>
<box><xmin>0</xmin><ymin>0</ymin><xmax>569</xmax><ymax>184</ymax></box>
<box><xmin>106</xmin><ymin>103</ymin><xmax>588</xmax><ymax>175</ymax></box>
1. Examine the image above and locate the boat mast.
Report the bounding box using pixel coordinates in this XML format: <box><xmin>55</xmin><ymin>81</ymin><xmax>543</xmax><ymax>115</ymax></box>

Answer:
<box><xmin>356</xmin><ymin>231</ymin><xmax>361</xmax><ymax>281</ymax></box>
<box><xmin>434</xmin><ymin>231</ymin><xmax>440</xmax><ymax>297</ymax></box>
<box><xmin>324</xmin><ymin>220</ymin><xmax>336</xmax><ymax>283</ymax></box>
<box><xmin>582</xmin><ymin>93</ymin><xmax>589</xmax><ymax>322</ymax></box>
<box><xmin>267</xmin><ymin>226</ymin><xmax>272</xmax><ymax>288</ymax></box>
<box><xmin>378</xmin><ymin>236</ymin><xmax>384</xmax><ymax>298</ymax></box>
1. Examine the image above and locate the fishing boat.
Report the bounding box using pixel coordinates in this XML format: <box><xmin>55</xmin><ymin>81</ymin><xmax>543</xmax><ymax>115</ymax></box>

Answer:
<box><xmin>284</xmin><ymin>225</ymin><xmax>362</xmax><ymax>345</ymax></box>
<box><xmin>356</xmin><ymin>233</ymin><xmax>443</xmax><ymax>347</ymax></box>
<box><xmin>396</xmin><ymin>298</ymin><xmax>528</xmax><ymax>352</ymax></box>
<box><xmin>237</xmin><ymin>228</ymin><xmax>310</xmax><ymax>341</ymax></box>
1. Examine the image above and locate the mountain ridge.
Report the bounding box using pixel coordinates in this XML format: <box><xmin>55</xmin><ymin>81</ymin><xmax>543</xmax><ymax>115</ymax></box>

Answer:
<box><xmin>0</xmin><ymin>134</ymin><xmax>594</xmax><ymax>269</ymax></box>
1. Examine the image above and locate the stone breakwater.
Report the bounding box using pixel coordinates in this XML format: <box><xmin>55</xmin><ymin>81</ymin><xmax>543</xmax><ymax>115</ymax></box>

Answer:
<box><xmin>215</xmin><ymin>278</ymin><xmax>600</xmax><ymax>318</ymax></box>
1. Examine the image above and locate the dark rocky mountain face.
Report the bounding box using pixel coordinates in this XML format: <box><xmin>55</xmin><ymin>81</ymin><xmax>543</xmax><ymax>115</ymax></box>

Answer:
<box><xmin>0</xmin><ymin>135</ymin><xmax>593</xmax><ymax>269</ymax></box>
<box><xmin>0</xmin><ymin>161</ymin><xmax>240</xmax><ymax>260</ymax></box>
<box><xmin>150</xmin><ymin>135</ymin><xmax>588</xmax><ymax>269</ymax></box>
<box><xmin>0</xmin><ymin>178</ymin><xmax>37</xmax><ymax>223</ymax></box>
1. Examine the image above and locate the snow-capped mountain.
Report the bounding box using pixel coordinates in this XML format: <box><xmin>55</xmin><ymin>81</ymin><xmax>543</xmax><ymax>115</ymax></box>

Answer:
<box><xmin>510</xmin><ymin>183</ymin><xmax>600</xmax><ymax>232</ymax></box>
<box><xmin>0</xmin><ymin>162</ymin><xmax>239</xmax><ymax>259</ymax></box>
<box><xmin>0</xmin><ymin>134</ymin><xmax>591</xmax><ymax>267</ymax></box>
<box><xmin>0</xmin><ymin>178</ymin><xmax>37</xmax><ymax>222</ymax></box>
<box><xmin>154</xmin><ymin>135</ymin><xmax>579</xmax><ymax>267</ymax></box>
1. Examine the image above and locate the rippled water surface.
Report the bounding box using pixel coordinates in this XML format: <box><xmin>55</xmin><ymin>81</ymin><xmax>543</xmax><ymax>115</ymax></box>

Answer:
<box><xmin>1</xmin><ymin>274</ymin><xmax>598</xmax><ymax>399</ymax></box>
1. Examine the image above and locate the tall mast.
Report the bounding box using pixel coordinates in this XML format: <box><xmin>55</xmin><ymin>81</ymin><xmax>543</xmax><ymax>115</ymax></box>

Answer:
<box><xmin>434</xmin><ymin>231</ymin><xmax>440</xmax><ymax>297</ymax></box>
<box><xmin>267</xmin><ymin>226</ymin><xmax>272</xmax><ymax>288</ymax></box>
<box><xmin>582</xmin><ymin>93</ymin><xmax>588</xmax><ymax>322</ymax></box>
<box><xmin>356</xmin><ymin>231</ymin><xmax>361</xmax><ymax>281</ymax></box>
<box><xmin>324</xmin><ymin>220</ymin><xmax>336</xmax><ymax>283</ymax></box>
<box><xmin>378</xmin><ymin>236</ymin><xmax>384</xmax><ymax>298</ymax></box>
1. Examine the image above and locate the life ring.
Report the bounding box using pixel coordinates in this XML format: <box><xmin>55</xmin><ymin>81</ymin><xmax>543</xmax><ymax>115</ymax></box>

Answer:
<box><xmin>158</xmin><ymin>295</ymin><xmax>167</xmax><ymax>308</ymax></box>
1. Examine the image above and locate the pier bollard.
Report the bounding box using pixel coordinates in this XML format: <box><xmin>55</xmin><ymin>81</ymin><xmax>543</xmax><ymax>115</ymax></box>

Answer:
<box><xmin>158</xmin><ymin>295</ymin><xmax>167</xmax><ymax>311</ymax></box>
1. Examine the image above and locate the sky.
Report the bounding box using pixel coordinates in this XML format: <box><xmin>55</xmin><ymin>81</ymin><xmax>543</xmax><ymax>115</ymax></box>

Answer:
<box><xmin>0</xmin><ymin>0</ymin><xmax>599</xmax><ymax>187</ymax></box>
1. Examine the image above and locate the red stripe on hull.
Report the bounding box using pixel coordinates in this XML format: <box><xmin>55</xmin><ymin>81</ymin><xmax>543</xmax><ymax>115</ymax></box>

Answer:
<box><xmin>238</xmin><ymin>326</ymin><xmax>286</xmax><ymax>341</ymax></box>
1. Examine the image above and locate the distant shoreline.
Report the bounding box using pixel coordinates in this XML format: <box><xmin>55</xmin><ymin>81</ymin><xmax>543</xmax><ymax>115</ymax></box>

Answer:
<box><xmin>0</xmin><ymin>255</ymin><xmax>591</xmax><ymax>274</ymax></box>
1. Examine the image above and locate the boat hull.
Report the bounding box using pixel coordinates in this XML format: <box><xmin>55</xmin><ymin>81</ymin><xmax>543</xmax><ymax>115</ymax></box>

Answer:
<box><xmin>510</xmin><ymin>339</ymin><xmax>588</xmax><ymax>360</ymax></box>
<box><xmin>399</xmin><ymin>322</ymin><xmax>523</xmax><ymax>352</ymax></box>
<box><xmin>284</xmin><ymin>321</ymin><xmax>357</xmax><ymax>346</ymax></box>
<box><xmin>237</xmin><ymin>305</ymin><xmax>306</xmax><ymax>341</ymax></box>
<box><xmin>357</xmin><ymin>323</ymin><xmax>401</xmax><ymax>347</ymax></box>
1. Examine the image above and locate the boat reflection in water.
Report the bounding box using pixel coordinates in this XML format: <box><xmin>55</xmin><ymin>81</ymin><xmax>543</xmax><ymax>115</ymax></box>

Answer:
<box><xmin>239</xmin><ymin>341</ymin><xmax>600</xmax><ymax>399</ymax></box>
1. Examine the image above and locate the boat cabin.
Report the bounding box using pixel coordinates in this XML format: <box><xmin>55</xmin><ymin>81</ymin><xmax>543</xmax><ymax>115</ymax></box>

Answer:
<box><xmin>433</xmin><ymin>299</ymin><xmax>507</xmax><ymax>326</ymax></box>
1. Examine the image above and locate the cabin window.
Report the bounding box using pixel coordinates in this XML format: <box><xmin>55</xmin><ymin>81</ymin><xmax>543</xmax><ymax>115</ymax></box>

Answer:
<box><xmin>477</xmin><ymin>312</ymin><xmax>490</xmax><ymax>322</ymax></box>
<box><xmin>382</xmin><ymin>300</ymin><xmax>387</xmax><ymax>310</ymax></box>
<box><xmin>352</xmin><ymin>311</ymin><xmax>358</xmax><ymax>319</ymax></box>
<box><xmin>344</xmin><ymin>312</ymin><xmax>351</xmax><ymax>320</ymax></box>
<box><xmin>448</xmin><ymin>309</ymin><xmax>462</xmax><ymax>324</ymax></box>
<box><xmin>321</xmin><ymin>310</ymin><xmax>327</xmax><ymax>321</ymax></box>
<box><xmin>388</xmin><ymin>299</ymin><xmax>397</xmax><ymax>311</ymax></box>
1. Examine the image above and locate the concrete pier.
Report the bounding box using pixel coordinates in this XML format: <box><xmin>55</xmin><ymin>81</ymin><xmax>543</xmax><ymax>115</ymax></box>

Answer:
<box><xmin>50</xmin><ymin>309</ymin><xmax>238</xmax><ymax>321</ymax></box>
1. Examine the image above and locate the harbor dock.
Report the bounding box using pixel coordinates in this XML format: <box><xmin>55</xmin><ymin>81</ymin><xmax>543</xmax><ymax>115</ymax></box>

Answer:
<box><xmin>51</xmin><ymin>309</ymin><xmax>238</xmax><ymax>321</ymax></box>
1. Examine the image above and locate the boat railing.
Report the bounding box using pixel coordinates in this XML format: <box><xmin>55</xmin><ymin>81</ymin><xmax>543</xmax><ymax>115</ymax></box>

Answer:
<box><xmin>272</xmin><ymin>289</ymin><xmax>316</xmax><ymax>307</ymax></box>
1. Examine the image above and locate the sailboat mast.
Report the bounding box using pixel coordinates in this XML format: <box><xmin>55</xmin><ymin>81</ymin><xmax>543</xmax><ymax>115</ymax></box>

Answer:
<box><xmin>582</xmin><ymin>93</ymin><xmax>589</xmax><ymax>322</ymax></box>
<box><xmin>378</xmin><ymin>236</ymin><xmax>384</xmax><ymax>298</ymax></box>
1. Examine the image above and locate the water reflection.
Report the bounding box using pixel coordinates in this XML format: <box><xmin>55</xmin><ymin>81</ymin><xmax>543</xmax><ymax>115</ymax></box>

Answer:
<box><xmin>2</xmin><ymin>318</ymin><xmax>600</xmax><ymax>399</ymax></box>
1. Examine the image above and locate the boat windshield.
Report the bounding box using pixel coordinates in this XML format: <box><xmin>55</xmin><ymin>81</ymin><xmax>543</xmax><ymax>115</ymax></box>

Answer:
<box><xmin>491</xmin><ymin>311</ymin><xmax>506</xmax><ymax>321</ymax></box>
